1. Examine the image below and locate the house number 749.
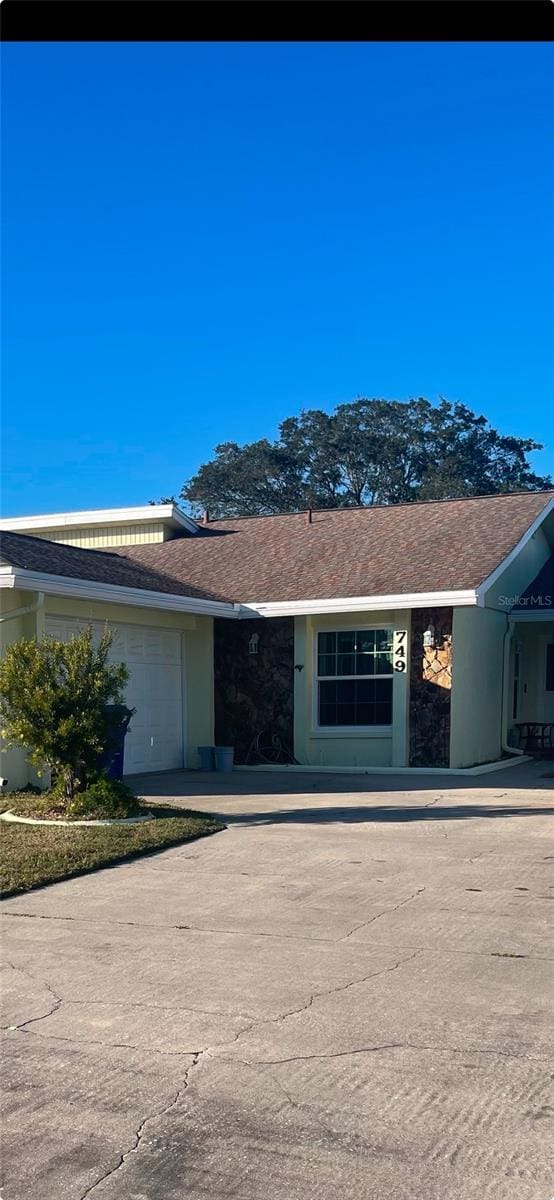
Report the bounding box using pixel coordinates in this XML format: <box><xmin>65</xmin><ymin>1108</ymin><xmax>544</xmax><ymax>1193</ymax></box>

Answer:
<box><xmin>393</xmin><ymin>630</ymin><xmax>408</xmax><ymax>672</ymax></box>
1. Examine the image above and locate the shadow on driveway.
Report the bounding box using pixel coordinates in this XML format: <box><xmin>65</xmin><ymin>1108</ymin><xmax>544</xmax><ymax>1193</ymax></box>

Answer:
<box><xmin>205</xmin><ymin>802</ymin><xmax>554</xmax><ymax>826</ymax></box>
<box><xmin>128</xmin><ymin>761</ymin><xmax>554</xmax><ymax>829</ymax></box>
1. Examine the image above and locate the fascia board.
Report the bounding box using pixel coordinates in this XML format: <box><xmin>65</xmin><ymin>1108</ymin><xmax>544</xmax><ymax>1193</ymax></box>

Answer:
<box><xmin>238</xmin><ymin>589</ymin><xmax>478</xmax><ymax>618</ymax></box>
<box><xmin>0</xmin><ymin>505</ymin><xmax>199</xmax><ymax>535</ymax></box>
<box><xmin>2</xmin><ymin>568</ymin><xmax>238</xmax><ymax>618</ymax></box>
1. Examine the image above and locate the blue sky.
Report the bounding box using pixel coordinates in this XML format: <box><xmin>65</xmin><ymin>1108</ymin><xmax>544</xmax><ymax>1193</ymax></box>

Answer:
<box><xmin>2</xmin><ymin>41</ymin><xmax>553</xmax><ymax>517</ymax></box>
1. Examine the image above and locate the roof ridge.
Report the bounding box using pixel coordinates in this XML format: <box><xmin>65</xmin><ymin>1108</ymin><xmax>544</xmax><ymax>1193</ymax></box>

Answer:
<box><xmin>3</xmin><ymin>490</ymin><xmax>552</xmax><ymax>606</ymax></box>
<box><xmin>207</xmin><ymin>489</ymin><xmax>554</xmax><ymax>523</ymax></box>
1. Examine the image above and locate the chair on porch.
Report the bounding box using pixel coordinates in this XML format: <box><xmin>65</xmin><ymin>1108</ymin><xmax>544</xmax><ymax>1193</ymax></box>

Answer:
<box><xmin>514</xmin><ymin>722</ymin><xmax>554</xmax><ymax>758</ymax></box>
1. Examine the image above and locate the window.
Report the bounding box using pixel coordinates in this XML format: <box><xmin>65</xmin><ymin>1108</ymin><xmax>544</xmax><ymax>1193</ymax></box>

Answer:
<box><xmin>316</xmin><ymin>629</ymin><xmax>394</xmax><ymax>727</ymax></box>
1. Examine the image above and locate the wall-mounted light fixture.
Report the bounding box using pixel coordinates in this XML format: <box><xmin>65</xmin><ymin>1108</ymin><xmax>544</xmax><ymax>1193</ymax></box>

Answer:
<box><xmin>248</xmin><ymin>633</ymin><xmax>260</xmax><ymax>655</ymax></box>
<box><xmin>423</xmin><ymin>622</ymin><xmax>435</xmax><ymax>649</ymax></box>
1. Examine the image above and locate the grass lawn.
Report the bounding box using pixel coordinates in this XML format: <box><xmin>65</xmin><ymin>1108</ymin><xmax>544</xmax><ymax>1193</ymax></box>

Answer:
<box><xmin>0</xmin><ymin>794</ymin><xmax>224</xmax><ymax>898</ymax></box>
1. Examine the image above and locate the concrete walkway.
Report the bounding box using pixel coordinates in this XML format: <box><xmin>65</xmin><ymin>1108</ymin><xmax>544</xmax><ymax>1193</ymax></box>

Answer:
<box><xmin>1</xmin><ymin>763</ymin><xmax>553</xmax><ymax>1199</ymax></box>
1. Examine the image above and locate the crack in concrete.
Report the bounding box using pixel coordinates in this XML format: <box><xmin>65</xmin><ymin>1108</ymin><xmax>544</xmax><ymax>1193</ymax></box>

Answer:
<box><xmin>78</xmin><ymin>1051</ymin><xmax>202</xmax><ymax>1200</ymax></box>
<box><xmin>0</xmin><ymin>963</ymin><xmax>260</xmax><ymax>1038</ymax></box>
<box><xmin>9</xmin><ymin>1012</ymin><xmax>257</xmax><ymax>1058</ymax></box>
<box><xmin>237</xmin><ymin>1057</ymin><xmax>334</xmax><ymax>1138</ymax></box>
<box><xmin>0</xmin><ymin>910</ymin><xmax>338</xmax><ymax>945</ymax></box>
<box><xmin>4</xmin><ymin>912</ymin><xmax>549</xmax><ymax>977</ymax></box>
<box><xmin>2</xmin><ymin>958</ymin><xmax>61</xmax><ymax>1002</ymax></box>
<box><xmin>222</xmin><ymin>1041</ymin><xmax>549</xmax><ymax>1068</ymax></box>
<box><xmin>340</xmin><ymin>887</ymin><xmax>426</xmax><ymax>941</ymax></box>
<box><xmin>217</xmin><ymin>949</ymin><xmax>422</xmax><ymax>1053</ymax></box>
<box><xmin>1</xmin><ymin>992</ymin><xmax>259</xmax><ymax>1028</ymax></box>
<box><xmin>54</xmin><ymin>997</ymin><xmax>259</xmax><ymax>1021</ymax></box>
<box><xmin>3</xmin><ymin>931</ymin><xmax>548</xmax><ymax>1048</ymax></box>
<box><xmin>2</xmin><ymin>999</ymin><xmax>62</xmax><ymax>1034</ymax></box>
<box><xmin>6</xmin><ymin>1025</ymin><xmax>194</xmax><ymax>1056</ymax></box>
<box><xmin>2</xmin><ymin>952</ymin><xmax>421</xmax><ymax>1062</ymax></box>
<box><xmin>173</xmin><ymin>924</ymin><xmax>335</xmax><ymax>944</ymax></box>
<box><xmin>1</xmin><ymin>959</ymin><xmax>63</xmax><ymax>1031</ymax></box>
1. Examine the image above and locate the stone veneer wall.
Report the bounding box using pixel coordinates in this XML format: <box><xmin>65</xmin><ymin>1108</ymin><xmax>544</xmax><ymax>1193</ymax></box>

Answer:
<box><xmin>409</xmin><ymin>607</ymin><xmax>453</xmax><ymax>767</ymax></box>
<box><xmin>213</xmin><ymin>617</ymin><xmax>295</xmax><ymax>763</ymax></box>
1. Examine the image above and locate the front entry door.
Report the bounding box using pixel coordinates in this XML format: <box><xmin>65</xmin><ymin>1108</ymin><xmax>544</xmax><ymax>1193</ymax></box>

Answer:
<box><xmin>537</xmin><ymin>637</ymin><xmax>554</xmax><ymax>722</ymax></box>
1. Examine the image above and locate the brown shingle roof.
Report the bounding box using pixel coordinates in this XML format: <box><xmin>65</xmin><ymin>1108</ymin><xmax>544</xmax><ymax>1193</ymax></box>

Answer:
<box><xmin>2</xmin><ymin>492</ymin><xmax>552</xmax><ymax>606</ymax></box>
<box><xmin>119</xmin><ymin>491</ymin><xmax>554</xmax><ymax>603</ymax></box>
<box><xmin>0</xmin><ymin>530</ymin><xmax>227</xmax><ymax>602</ymax></box>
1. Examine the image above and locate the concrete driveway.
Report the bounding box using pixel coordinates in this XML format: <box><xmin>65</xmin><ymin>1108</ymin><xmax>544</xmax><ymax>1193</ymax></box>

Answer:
<box><xmin>1</xmin><ymin>763</ymin><xmax>553</xmax><ymax>1200</ymax></box>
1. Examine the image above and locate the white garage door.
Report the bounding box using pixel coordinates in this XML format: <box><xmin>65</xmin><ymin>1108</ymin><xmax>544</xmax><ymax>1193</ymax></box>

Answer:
<box><xmin>45</xmin><ymin>617</ymin><xmax>184</xmax><ymax>774</ymax></box>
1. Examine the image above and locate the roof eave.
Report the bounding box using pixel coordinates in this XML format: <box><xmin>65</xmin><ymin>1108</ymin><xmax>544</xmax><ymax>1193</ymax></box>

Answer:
<box><xmin>475</xmin><ymin>496</ymin><xmax>554</xmax><ymax>605</ymax></box>
<box><xmin>0</xmin><ymin>566</ymin><xmax>239</xmax><ymax>618</ymax></box>
<box><xmin>0</xmin><ymin>568</ymin><xmax>478</xmax><ymax>618</ymax></box>
<box><xmin>0</xmin><ymin>504</ymin><xmax>199</xmax><ymax>536</ymax></box>
<box><xmin>239</xmin><ymin>589</ymin><xmax>479</xmax><ymax>618</ymax></box>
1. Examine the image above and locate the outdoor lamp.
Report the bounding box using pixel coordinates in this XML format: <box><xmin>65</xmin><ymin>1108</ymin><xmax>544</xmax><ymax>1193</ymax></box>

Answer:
<box><xmin>423</xmin><ymin>623</ymin><xmax>435</xmax><ymax>648</ymax></box>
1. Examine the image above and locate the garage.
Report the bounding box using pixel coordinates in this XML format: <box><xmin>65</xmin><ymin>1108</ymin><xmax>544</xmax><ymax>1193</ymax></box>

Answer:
<box><xmin>45</xmin><ymin>616</ymin><xmax>184</xmax><ymax>774</ymax></box>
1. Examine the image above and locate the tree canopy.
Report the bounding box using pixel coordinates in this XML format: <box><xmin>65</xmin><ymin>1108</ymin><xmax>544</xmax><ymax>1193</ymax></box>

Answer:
<box><xmin>173</xmin><ymin>397</ymin><xmax>551</xmax><ymax>518</ymax></box>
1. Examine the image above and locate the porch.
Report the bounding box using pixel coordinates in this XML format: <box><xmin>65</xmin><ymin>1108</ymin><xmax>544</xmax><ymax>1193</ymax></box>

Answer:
<box><xmin>508</xmin><ymin>617</ymin><xmax>554</xmax><ymax>757</ymax></box>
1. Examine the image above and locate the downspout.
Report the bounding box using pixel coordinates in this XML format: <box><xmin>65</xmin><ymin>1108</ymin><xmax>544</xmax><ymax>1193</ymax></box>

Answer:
<box><xmin>0</xmin><ymin>592</ymin><xmax>45</xmax><ymax>623</ymax></box>
<box><xmin>501</xmin><ymin>615</ymin><xmax>524</xmax><ymax>756</ymax></box>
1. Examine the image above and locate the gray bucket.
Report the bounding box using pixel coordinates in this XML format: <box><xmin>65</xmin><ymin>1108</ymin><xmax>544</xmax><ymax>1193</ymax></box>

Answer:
<box><xmin>197</xmin><ymin>746</ymin><xmax>215</xmax><ymax>771</ymax></box>
<box><xmin>214</xmin><ymin>746</ymin><xmax>234</xmax><ymax>772</ymax></box>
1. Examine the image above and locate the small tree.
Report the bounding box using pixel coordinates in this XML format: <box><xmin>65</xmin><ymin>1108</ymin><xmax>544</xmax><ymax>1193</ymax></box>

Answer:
<box><xmin>0</xmin><ymin>626</ymin><xmax>130</xmax><ymax>803</ymax></box>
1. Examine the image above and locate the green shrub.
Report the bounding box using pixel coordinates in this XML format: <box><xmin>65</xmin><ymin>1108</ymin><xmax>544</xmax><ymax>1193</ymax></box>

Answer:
<box><xmin>66</xmin><ymin>775</ymin><xmax>141</xmax><ymax>820</ymax></box>
<box><xmin>0</xmin><ymin>626</ymin><xmax>132</xmax><ymax>805</ymax></box>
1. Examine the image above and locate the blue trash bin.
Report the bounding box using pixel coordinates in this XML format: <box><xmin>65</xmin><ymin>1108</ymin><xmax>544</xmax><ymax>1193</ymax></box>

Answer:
<box><xmin>98</xmin><ymin>705</ymin><xmax>133</xmax><ymax>780</ymax></box>
<box><xmin>214</xmin><ymin>746</ymin><xmax>234</xmax><ymax>772</ymax></box>
<box><xmin>196</xmin><ymin>744</ymin><xmax>214</xmax><ymax>772</ymax></box>
<box><xmin>197</xmin><ymin>746</ymin><xmax>215</xmax><ymax>771</ymax></box>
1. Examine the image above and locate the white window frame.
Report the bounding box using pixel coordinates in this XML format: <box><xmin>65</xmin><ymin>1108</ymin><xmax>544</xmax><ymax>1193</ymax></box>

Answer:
<box><xmin>312</xmin><ymin>624</ymin><xmax>395</xmax><ymax>735</ymax></box>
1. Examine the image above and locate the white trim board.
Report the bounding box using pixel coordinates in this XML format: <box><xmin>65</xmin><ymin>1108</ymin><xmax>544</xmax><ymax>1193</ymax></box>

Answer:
<box><xmin>241</xmin><ymin>589</ymin><xmax>478</xmax><ymax>618</ymax></box>
<box><xmin>0</xmin><ymin>566</ymin><xmax>239</xmax><ymax>618</ymax></box>
<box><xmin>238</xmin><ymin>757</ymin><xmax>533</xmax><ymax>778</ymax></box>
<box><xmin>0</xmin><ymin>504</ymin><xmax>199</xmax><ymax>535</ymax></box>
<box><xmin>1</xmin><ymin>567</ymin><xmax>477</xmax><ymax>620</ymax></box>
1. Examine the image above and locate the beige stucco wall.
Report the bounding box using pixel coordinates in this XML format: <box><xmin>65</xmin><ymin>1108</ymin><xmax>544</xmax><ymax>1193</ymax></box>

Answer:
<box><xmin>0</xmin><ymin>590</ymin><xmax>46</xmax><ymax>788</ymax></box>
<box><xmin>450</xmin><ymin>606</ymin><xmax>506</xmax><ymax>768</ymax></box>
<box><xmin>0</xmin><ymin>588</ymin><xmax>215</xmax><ymax>785</ymax></box>
<box><xmin>450</xmin><ymin>520</ymin><xmax>553</xmax><ymax>769</ymax></box>
<box><xmin>0</xmin><ymin>589</ymin><xmax>42</xmax><ymax>637</ymax></box>
<box><xmin>293</xmin><ymin>610</ymin><xmax>410</xmax><ymax>768</ymax></box>
<box><xmin>184</xmin><ymin>618</ymin><xmax>215</xmax><ymax>766</ymax></box>
<box><xmin>42</xmin><ymin>595</ymin><xmax>197</xmax><ymax>631</ymax></box>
